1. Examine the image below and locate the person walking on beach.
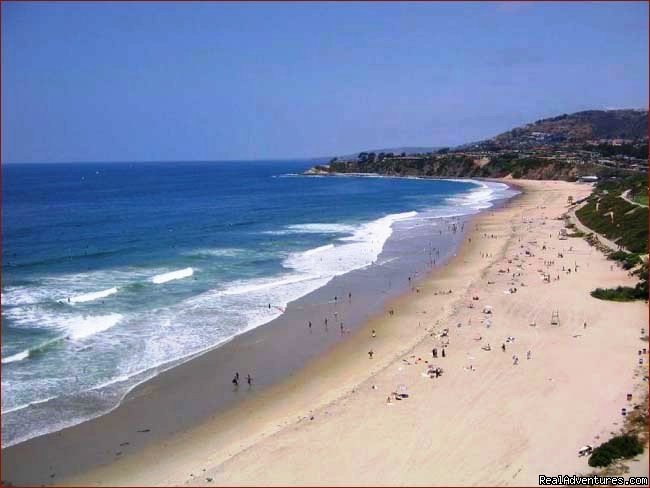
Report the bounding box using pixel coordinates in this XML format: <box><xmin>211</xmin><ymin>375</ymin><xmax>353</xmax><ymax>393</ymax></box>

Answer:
<box><xmin>442</xmin><ymin>348</ymin><xmax>446</xmax><ymax>358</ymax></box>
<box><xmin>368</xmin><ymin>349</ymin><xmax>374</xmax><ymax>359</ymax></box>
<box><xmin>432</xmin><ymin>348</ymin><xmax>438</xmax><ymax>358</ymax></box>
<box><xmin>502</xmin><ymin>343</ymin><xmax>506</xmax><ymax>352</ymax></box>
<box><xmin>247</xmin><ymin>374</ymin><xmax>252</xmax><ymax>387</ymax></box>
<box><xmin>232</xmin><ymin>374</ymin><xmax>239</xmax><ymax>387</ymax></box>
<box><xmin>308</xmin><ymin>321</ymin><xmax>312</xmax><ymax>331</ymax></box>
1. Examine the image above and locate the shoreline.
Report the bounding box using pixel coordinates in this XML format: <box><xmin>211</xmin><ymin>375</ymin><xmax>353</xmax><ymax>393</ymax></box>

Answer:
<box><xmin>62</xmin><ymin>179</ymin><xmax>529</xmax><ymax>485</ymax></box>
<box><xmin>1</xmin><ymin>176</ymin><xmax>504</xmax><ymax>449</ymax></box>
<box><xmin>2</xmin><ymin>180</ymin><xmax>502</xmax><ymax>485</ymax></box>
<box><xmin>200</xmin><ymin>179</ymin><xmax>645</xmax><ymax>486</ymax></box>
<box><xmin>5</xmin><ymin>179</ymin><xmax>647</xmax><ymax>486</ymax></box>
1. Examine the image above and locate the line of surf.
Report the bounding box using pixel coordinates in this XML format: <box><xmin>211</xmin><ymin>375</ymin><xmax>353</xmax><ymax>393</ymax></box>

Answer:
<box><xmin>151</xmin><ymin>267</ymin><xmax>194</xmax><ymax>284</ymax></box>
<box><xmin>65</xmin><ymin>287</ymin><xmax>119</xmax><ymax>304</ymax></box>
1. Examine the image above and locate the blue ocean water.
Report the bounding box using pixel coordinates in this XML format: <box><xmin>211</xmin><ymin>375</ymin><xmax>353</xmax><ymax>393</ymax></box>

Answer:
<box><xmin>1</xmin><ymin>160</ymin><xmax>516</xmax><ymax>445</ymax></box>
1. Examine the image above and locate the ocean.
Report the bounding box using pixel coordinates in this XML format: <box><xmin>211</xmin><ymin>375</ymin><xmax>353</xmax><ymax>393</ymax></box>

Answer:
<box><xmin>1</xmin><ymin>160</ymin><xmax>517</xmax><ymax>446</ymax></box>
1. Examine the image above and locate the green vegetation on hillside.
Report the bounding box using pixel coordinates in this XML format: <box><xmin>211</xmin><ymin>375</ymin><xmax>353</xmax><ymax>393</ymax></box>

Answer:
<box><xmin>589</xmin><ymin>142</ymin><xmax>648</xmax><ymax>160</ymax></box>
<box><xmin>478</xmin><ymin>155</ymin><xmax>602</xmax><ymax>180</ymax></box>
<box><xmin>493</xmin><ymin>109</ymin><xmax>648</xmax><ymax>148</ymax></box>
<box><xmin>596</xmin><ymin>174</ymin><xmax>648</xmax><ymax>196</ymax></box>
<box><xmin>575</xmin><ymin>193</ymin><xmax>648</xmax><ymax>253</ymax></box>
<box><xmin>325</xmin><ymin>152</ymin><xmax>631</xmax><ymax>181</ymax></box>
<box><xmin>313</xmin><ymin>110</ymin><xmax>648</xmax><ymax>181</ymax></box>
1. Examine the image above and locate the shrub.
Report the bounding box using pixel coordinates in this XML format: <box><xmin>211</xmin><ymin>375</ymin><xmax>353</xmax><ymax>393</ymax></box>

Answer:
<box><xmin>588</xmin><ymin>435</ymin><xmax>644</xmax><ymax>467</ymax></box>
<box><xmin>608</xmin><ymin>251</ymin><xmax>642</xmax><ymax>270</ymax></box>
<box><xmin>608</xmin><ymin>250</ymin><xmax>629</xmax><ymax>261</ymax></box>
<box><xmin>591</xmin><ymin>286</ymin><xmax>647</xmax><ymax>302</ymax></box>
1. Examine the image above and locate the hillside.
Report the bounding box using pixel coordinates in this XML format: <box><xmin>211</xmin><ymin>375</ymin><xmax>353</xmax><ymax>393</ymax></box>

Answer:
<box><xmin>307</xmin><ymin>109</ymin><xmax>648</xmax><ymax>181</ymax></box>
<box><xmin>488</xmin><ymin>109</ymin><xmax>648</xmax><ymax>148</ymax></box>
<box><xmin>313</xmin><ymin>154</ymin><xmax>626</xmax><ymax>181</ymax></box>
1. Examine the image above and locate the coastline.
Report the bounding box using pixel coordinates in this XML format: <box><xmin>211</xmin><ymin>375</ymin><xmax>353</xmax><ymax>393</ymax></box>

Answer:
<box><xmin>197</xmin><ymin>179</ymin><xmax>645</xmax><ymax>486</ymax></box>
<box><xmin>1</xmin><ymin>179</ymin><xmax>496</xmax><ymax>484</ymax></box>
<box><xmin>4</xmin><ymin>179</ymin><xmax>647</xmax><ymax>486</ymax></box>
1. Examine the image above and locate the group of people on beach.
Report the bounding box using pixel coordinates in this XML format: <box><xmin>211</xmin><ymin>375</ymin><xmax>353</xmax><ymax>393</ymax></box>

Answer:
<box><xmin>305</xmin><ymin>292</ymin><xmax>357</xmax><ymax>334</ymax></box>
<box><xmin>232</xmin><ymin>372</ymin><xmax>253</xmax><ymax>388</ymax></box>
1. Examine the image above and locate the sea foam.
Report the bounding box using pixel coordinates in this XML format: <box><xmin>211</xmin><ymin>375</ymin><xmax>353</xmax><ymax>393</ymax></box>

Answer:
<box><xmin>1</xmin><ymin>350</ymin><xmax>29</xmax><ymax>364</ymax></box>
<box><xmin>151</xmin><ymin>267</ymin><xmax>194</xmax><ymax>284</ymax></box>
<box><xmin>64</xmin><ymin>313</ymin><xmax>123</xmax><ymax>340</ymax></box>
<box><xmin>67</xmin><ymin>287</ymin><xmax>119</xmax><ymax>304</ymax></box>
<box><xmin>284</xmin><ymin>211</ymin><xmax>417</xmax><ymax>278</ymax></box>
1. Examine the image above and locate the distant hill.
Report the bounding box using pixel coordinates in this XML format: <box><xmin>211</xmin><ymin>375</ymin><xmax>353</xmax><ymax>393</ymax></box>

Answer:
<box><xmin>487</xmin><ymin>109</ymin><xmax>648</xmax><ymax>148</ymax></box>
<box><xmin>306</xmin><ymin>108</ymin><xmax>648</xmax><ymax>181</ymax></box>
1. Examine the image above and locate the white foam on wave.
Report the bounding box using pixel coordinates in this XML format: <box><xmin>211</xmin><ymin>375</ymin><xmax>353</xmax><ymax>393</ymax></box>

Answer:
<box><xmin>151</xmin><ymin>267</ymin><xmax>194</xmax><ymax>284</ymax></box>
<box><xmin>1</xmin><ymin>286</ymin><xmax>53</xmax><ymax>307</ymax></box>
<box><xmin>3</xmin><ymin>267</ymin><xmax>151</xmax><ymax>307</ymax></box>
<box><xmin>4</xmin><ymin>306</ymin><xmax>123</xmax><ymax>342</ymax></box>
<box><xmin>217</xmin><ymin>274</ymin><xmax>318</xmax><ymax>297</ymax></box>
<box><xmin>162</xmin><ymin>210</ymin><xmax>419</xmax><ymax>366</ymax></box>
<box><xmin>287</xmin><ymin>223</ymin><xmax>356</xmax><ymax>234</ymax></box>
<box><xmin>2</xmin><ymin>395</ymin><xmax>59</xmax><ymax>415</ymax></box>
<box><xmin>67</xmin><ymin>287</ymin><xmax>119</xmax><ymax>304</ymax></box>
<box><xmin>443</xmin><ymin>180</ymin><xmax>517</xmax><ymax>212</ymax></box>
<box><xmin>64</xmin><ymin>313</ymin><xmax>123</xmax><ymax>340</ymax></box>
<box><xmin>264</xmin><ymin>223</ymin><xmax>356</xmax><ymax>236</ymax></box>
<box><xmin>185</xmin><ymin>248</ymin><xmax>245</xmax><ymax>258</ymax></box>
<box><xmin>284</xmin><ymin>211</ymin><xmax>417</xmax><ymax>278</ymax></box>
<box><xmin>2</xmin><ymin>350</ymin><xmax>29</xmax><ymax>364</ymax></box>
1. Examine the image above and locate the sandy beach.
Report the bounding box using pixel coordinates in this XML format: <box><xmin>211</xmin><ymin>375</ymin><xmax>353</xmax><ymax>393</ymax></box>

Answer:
<box><xmin>36</xmin><ymin>179</ymin><xmax>644</xmax><ymax>486</ymax></box>
<box><xmin>3</xmin><ymin>2</ymin><xmax>647</xmax><ymax>485</ymax></box>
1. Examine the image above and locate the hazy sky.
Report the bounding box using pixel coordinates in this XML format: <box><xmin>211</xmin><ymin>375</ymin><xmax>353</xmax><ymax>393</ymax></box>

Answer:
<box><xmin>2</xmin><ymin>1</ymin><xmax>648</xmax><ymax>163</ymax></box>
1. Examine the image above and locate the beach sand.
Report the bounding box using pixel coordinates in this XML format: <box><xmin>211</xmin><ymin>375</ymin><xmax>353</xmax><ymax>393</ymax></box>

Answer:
<box><xmin>41</xmin><ymin>180</ymin><xmax>650</xmax><ymax>485</ymax></box>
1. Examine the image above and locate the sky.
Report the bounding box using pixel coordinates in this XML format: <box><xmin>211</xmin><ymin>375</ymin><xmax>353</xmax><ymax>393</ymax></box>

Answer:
<box><xmin>2</xmin><ymin>1</ymin><xmax>648</xmax><ymax>163</ymax></box>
